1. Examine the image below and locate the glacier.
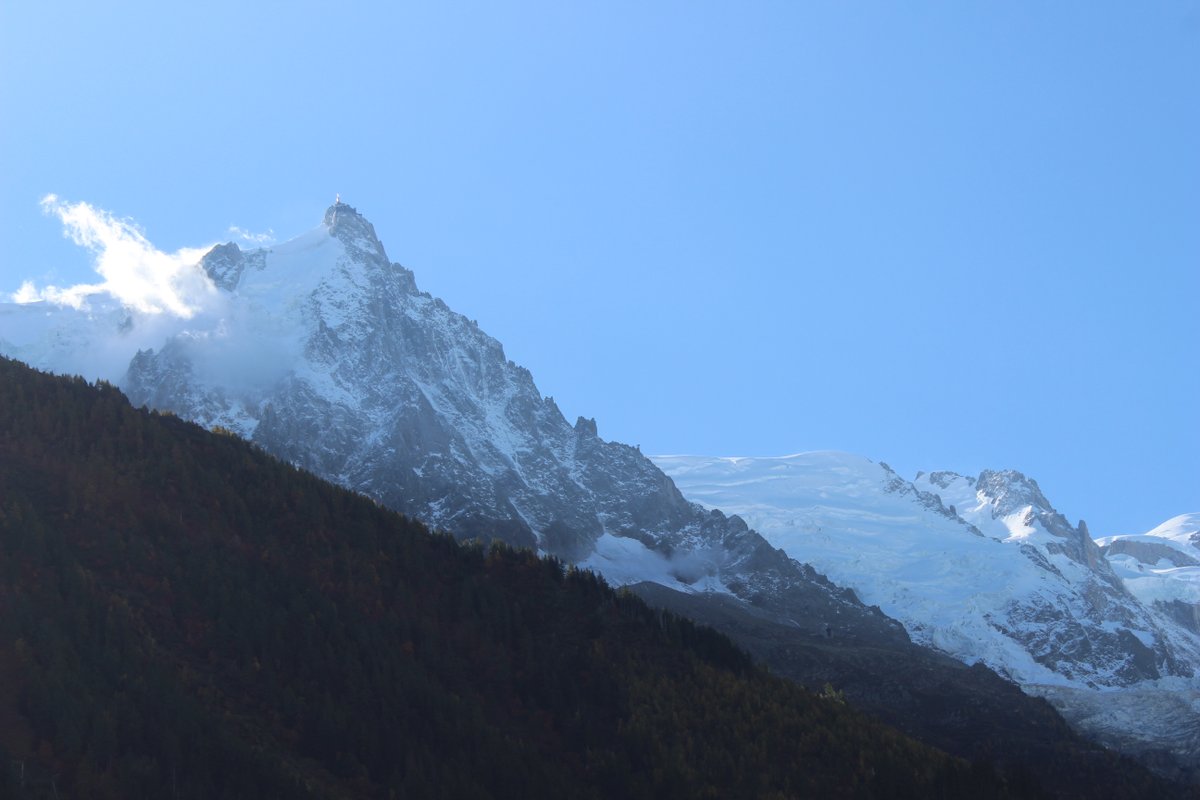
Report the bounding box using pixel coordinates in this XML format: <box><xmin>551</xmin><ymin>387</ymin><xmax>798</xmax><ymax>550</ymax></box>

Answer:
<box><xmin>654</xmin><ymin>452</ymin><xmax>1200</xmax><ymax>773</ymax></box>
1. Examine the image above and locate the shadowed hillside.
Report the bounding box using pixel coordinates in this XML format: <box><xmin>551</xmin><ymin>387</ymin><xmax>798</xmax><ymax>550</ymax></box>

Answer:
<box><xmin>0</xmin><ymin>356</ymin><xmax>1030</xmax><ymax>799</ymax></box>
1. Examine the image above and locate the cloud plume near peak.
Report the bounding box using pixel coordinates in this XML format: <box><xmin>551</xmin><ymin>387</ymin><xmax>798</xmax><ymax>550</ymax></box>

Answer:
<box><xmin>228</xmin><ymin>225</ymin><xmax>275</xmax><ymax>246</ymax></box>
<box><xmin>16</xmin><ymin>195</ymin><xmax>218</xmax><ymax>318</ymax></box>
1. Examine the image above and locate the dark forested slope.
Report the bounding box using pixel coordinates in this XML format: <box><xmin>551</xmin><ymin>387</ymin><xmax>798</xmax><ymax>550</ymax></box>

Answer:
<box><xmin>0</xmin><ymin>356</ymin><xmax>1019</xmax><ymax>799</ymax></box>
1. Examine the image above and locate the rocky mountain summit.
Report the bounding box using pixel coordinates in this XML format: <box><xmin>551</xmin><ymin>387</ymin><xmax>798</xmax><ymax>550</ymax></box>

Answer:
<box><xmin>121</xmin><ymin>203</ymin><xmax>895</xmax><ymax>635</ymax></box>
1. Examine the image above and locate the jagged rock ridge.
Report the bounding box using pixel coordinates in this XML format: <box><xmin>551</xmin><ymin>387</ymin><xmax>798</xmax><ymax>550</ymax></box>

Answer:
<box><xmin>122</xmin><ymin>202</ymin><xmax>892</xmax><ymax>637</ymax></box>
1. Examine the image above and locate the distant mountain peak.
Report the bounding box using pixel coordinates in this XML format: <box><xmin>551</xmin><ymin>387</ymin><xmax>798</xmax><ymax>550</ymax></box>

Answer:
<box><xmin>322</xmin><ymin>200</ymin><xmax>387</xmax><ymax>261</ymax></box>
<box><xmin>322</xmin><ymin>198</ymin><xmax>356</xmax><ymax>226</ymax></box>
<box><xmin>200</xmin><ymin>241</ymin><xmax>246</xmax><ymax>291</ymax></box>
<box><xmin>119</xmin><ymin>200</ymin><xmax>800</xmax><ymax>600</ymax></box>
<box><xmin>915</xmin><ymin>470</ymin><xmax>974</xmax><ymax>491</ymax></box>
<box><xmin>976</xmin><ymin>468</ymin><xmax>1053</xmax><ymax>516</ymax></box>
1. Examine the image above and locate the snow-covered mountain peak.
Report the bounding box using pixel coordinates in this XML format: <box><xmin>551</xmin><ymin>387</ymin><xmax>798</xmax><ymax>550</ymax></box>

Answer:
<box><xmin>199</xmin><ymin>242</ymin><xmax>249</xmax><ymax>291</ymax></box>
<box><xmin>116</xmin><ymin>202</ymin><xmax>799</xmax><ymax>588</ymax></box>
<box><xmin>108</xmin><ymin>203</ymin><xmax>922</xmax><ymax>660</ymax></box>
<box><xmin>914</xmin><ymin>467</ymin><xmax>1095</xmax><ymax>555</ymax></box>
<box><xmin>976</xmin><ymin>469</ymin><xmax>1055</xmax><ymax>519</ymax></box>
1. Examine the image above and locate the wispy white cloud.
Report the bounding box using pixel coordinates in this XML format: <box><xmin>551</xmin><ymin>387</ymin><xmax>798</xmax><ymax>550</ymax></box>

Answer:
<box><xmin>14</xmin><ymin>195</ymin><xmax>217</xmax><ymax>318</ymax></box>
<box><xmin>228</xmin><ymin>225</ymin><xmax>275</xmax><ymax>246</ymax></box>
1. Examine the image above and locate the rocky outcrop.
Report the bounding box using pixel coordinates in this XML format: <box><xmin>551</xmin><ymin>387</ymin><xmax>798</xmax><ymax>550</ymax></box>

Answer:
<box><xmin>123</xmin><ymin>202</ymin><xmax>888</xmax><ymax>635</ymax></box>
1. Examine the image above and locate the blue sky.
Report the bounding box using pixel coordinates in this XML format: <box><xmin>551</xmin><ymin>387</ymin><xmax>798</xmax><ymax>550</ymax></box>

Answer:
<box><xmin>1</xmin><ymin>2</ymin><xmax>1196</xmax><ymax>536</ymax></box>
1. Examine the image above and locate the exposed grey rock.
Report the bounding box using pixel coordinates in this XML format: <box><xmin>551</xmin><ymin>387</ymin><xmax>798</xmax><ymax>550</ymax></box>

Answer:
<box><xmin>1103</xmin><ymin>539</ymin><xmax>1200</xmax><ymax>569</ymax></box>
<box><xmin>124</xmin><ymin>202</ymin><xmax>876</xmax><ymax>632</ymax></box>
<box><xmin>200</xmin><ymin>242</ymin><xmax>245</xmax><ymax>291</ymax></box>
<box><xmin>967</xmin><ymin>469</ymin><xmax>1190</xmax><ymax>683</ymax></box>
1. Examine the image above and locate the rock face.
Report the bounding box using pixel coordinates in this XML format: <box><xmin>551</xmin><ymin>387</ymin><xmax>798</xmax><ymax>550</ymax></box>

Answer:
<box><xmin>199</xmin><ymin>242</ymin><xmax>256</xmax><ymax>291</ymax></box>
<box><xmin>1097</xmin><ymin>514</ymin><xmax>1200</xmax><ymax>639</ymax></box>
<box><xmin>121</xmin><ymin>203</ymin><xmax>897</xmax><ymax>637</ymax></box>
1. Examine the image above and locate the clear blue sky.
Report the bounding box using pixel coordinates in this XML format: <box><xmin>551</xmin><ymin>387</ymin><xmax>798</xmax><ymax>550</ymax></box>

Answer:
<box><xmin>2</xmin><ymin>2</ymin><xmax>1196</xmax><ymax>536</ymax></box>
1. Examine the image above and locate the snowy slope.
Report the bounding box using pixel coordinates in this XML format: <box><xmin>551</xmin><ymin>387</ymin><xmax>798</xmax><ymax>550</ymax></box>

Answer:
<box><xmin>655</xmin><ymin>453</ymin><xmax>1200</xmax><ymax>769</ymax></box>
<box><xmin>655</xmin><ymin>452</ymin><xmax>1199</xmax><ymax>688</ymax></box>
<box><xmin>1098</xmin><ymin>514</ymin><xmax>1200</xmax><ymax>633</ymax></box>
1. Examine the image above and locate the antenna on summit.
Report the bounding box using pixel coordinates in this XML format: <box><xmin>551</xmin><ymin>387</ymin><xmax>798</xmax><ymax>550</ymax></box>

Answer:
<box><xmin>335</xmin><ymin>192</ymin><xmax>341</xmax><ymax>205</ymax></box>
